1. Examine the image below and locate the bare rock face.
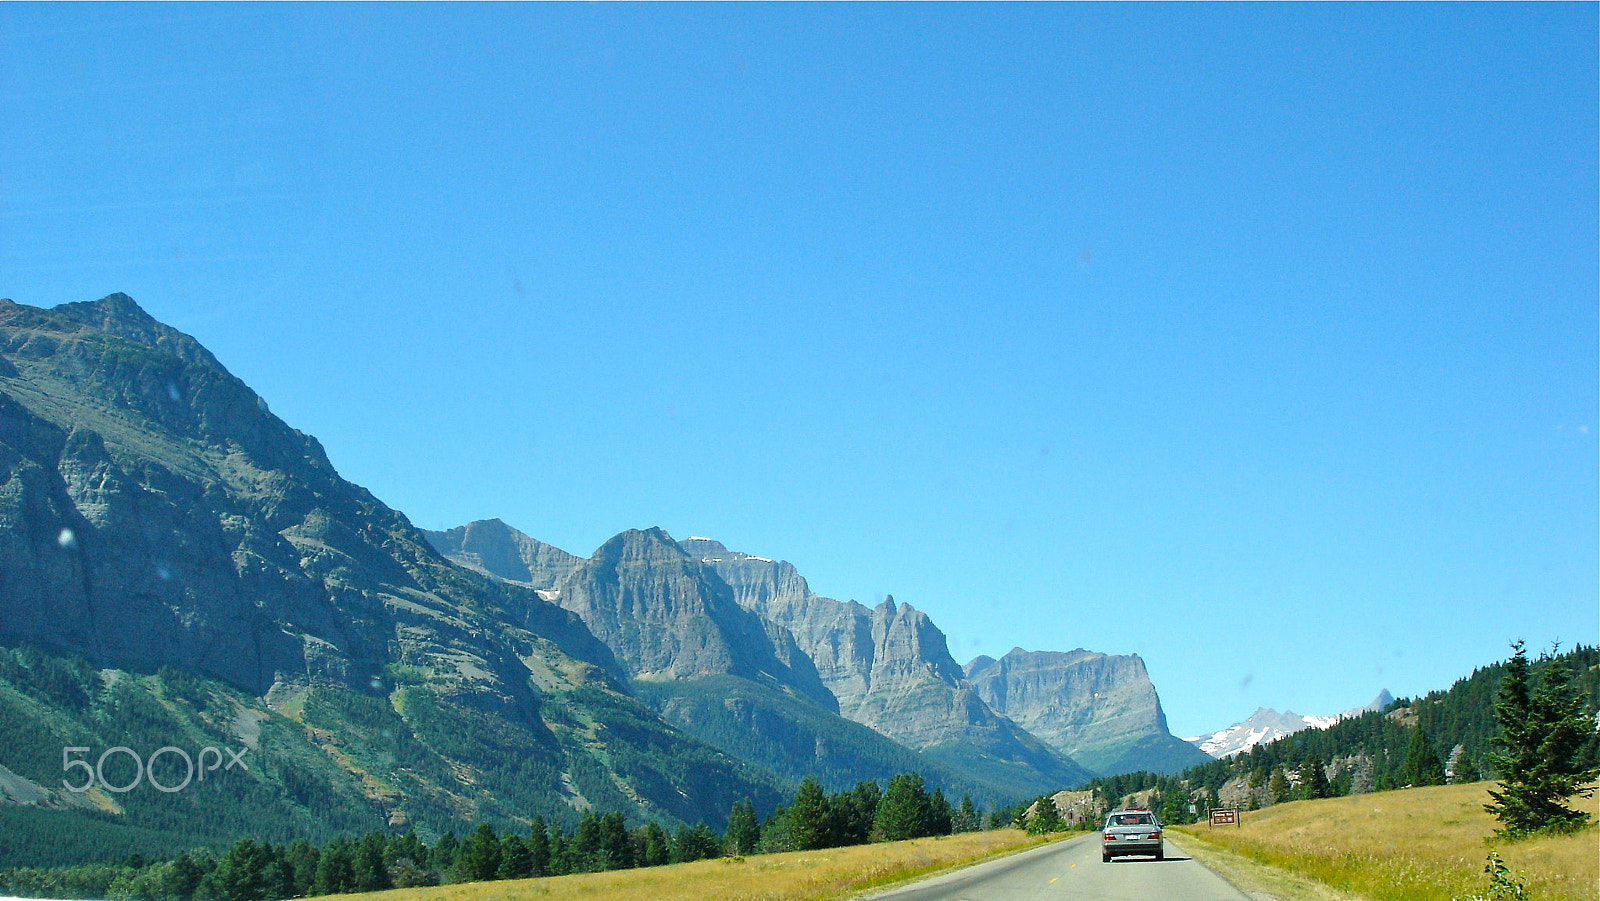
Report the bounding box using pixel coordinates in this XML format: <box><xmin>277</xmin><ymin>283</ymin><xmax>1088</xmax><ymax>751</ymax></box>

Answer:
<box><xmin>680</xmin><ymin>539</ymin><xmax>1092</xmax><ymax>789</ymax></box>
<box><xmin>0</xmin><ymin>295</ymin><xmax>776</xmax><ymax>831</ymax></box>
<box><xmin>424</xmin><ymin>518</ymin><xmax>583</xmax><ymax>591</ymax></box>
<box><xmin>558</xmin><ymin>528</ymin><xmax>836</xmax><ymax>710</ymax></box>
<box><xmin>964</xmin><ymin>648</ymin><xmax>1212</xmax><ymax>775</ymax></box>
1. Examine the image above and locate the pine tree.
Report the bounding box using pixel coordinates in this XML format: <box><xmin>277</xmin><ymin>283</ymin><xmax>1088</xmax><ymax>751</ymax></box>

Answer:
<box><xmin>1024</xmin><ymin>795</ymin><xmax>1064</xmax><ymax>834</ymax></box>
<box><xmin>1268</xmin><ymin>767</ymin><xmax>1290</xmax><ymax>804</ymax></box>
<box><xmin>498</xmin><ymin>833</ymin><xmax>534</xmax><ymax>880</ymax></box>
<box><xmin>351</xmin><ymin>833</ymin><xmax>390</xmax><ymax>891</ymax></box>
<box><xmin>458</xmin><ymin>823</ymin><xmax>502</xmax><ymax>881</ymax></box>
<box><xmin>874</xmin><ymin>773</ymin><xmax>935</xmax><ymax>841</ymax></box>
<box><xmin>639</xmin><ymin>821</ymin><xmax>672</xmax><ymax>867</ymax></box>
<box><xmin>209</xmin><ymin>838</ymin><xmax>268</xmax><ymax>901</ymax></box>
<box><xmin>929</xmin><ymin>788</ymin><xmax>954</xmax><ymax>835</ymax></box>
<box><xmin>1485</xmin><ymin>642</ymin><xmax>1600</xmax><ymax>835</ymax></box>
<box><xmin>725</xmin><ymin>799</ymin><xmax>760</xmax><ymax>855</ymax></box>
<box><xmin>1300</xmin><ymin>757</ymin><xmax>1331</xmax><ymax>800</ymax></box>
<box><xmin>430</xmin><ymin>832</ymin><xmax>459</xmax><ymax>877</ymax></box>
<box><xmin>571</xmin><ymin>812</ymin><xmax>604</xmax><ymax>872</ymax></box>
<box><xmin>526</xmin><ymin>817</ymin><xmax>551</xmax><ymax>876</ymax></box>
<box><xmin>283</xmin><ymin>841</ymin><xmax>320</xmax><ymax>897</ymax></box>
<box><xmin>1400</xmin><ymin>727</ymin><xmax>1445</xmax><ymax>787</ymax></box>
<box><xmin>314</xmin><ymin>837</ymin><xmax>355</xmax><ymax>895</ymax></box>
<box><xmin>599</xmin><ymin>812</ymin><xmax>634</xmax><ymax>869</ymax></box>
<box><xmin>788</xmin><ymin>776</ymin><xmax>830</xmax><ymax>850</ymax></box>
<box><xmin>954</xmin><ymin>795</ymin><xmax>980</xmax><ymax>833</ymax></box>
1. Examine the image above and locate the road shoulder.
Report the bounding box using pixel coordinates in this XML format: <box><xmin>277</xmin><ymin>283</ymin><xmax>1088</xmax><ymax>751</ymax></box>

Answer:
<box><xmin>1165</xmin><ymin>833</ymin><xmax>1369</xmax><ymax>901</ymax></box>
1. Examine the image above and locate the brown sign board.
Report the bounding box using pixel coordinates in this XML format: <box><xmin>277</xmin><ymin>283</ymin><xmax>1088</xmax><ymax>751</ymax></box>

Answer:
<box><xmin>1210</xmin><ymin>808</ymin><xmax>1239</xmax><ymax>827</ymax></box>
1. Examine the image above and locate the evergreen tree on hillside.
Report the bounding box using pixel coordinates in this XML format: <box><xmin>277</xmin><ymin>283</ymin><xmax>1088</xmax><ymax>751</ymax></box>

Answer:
<box><xmin>725</xmin><ymin>799</ymin><xmax>760</xmax><ymax>855</ymax></box>
<box><xmin>526</xmin><ymin>817</ymin><xmax>551</xmax><ymax>877</ymax></box>
<box><xmin>313</xmin><ymin>837</ymin><xmax>354</xmax><ymax>896</ymax></box>
<box><xmin>498</xmin><ymin>832</ymin><xmax>533</xmax><ymax>880</ymax></box>
<box><xmin>639</xmin><ymin>821</ymin><xmax>671</xmax><ymax>867</ymax></box>
<box><xmin>1024</xmin><ymin>795</ymin><xmax>1064</xmax><ymax>834</ymax></box>
<box><xmin>953</xmin><ymin>794</ymin><xmax>980</xmax><ymax>833</ymax></box>
<box><xmin>1485</xmin><ymin>641</ymin><xmax>1600</xmax><ymax>836</ymax></box>
<box><xmin>788</xmin><ymin>776</ymin><xmax>830</xmax><ymax>851</ymax></box>
<box><xmin>458</xmin><ymin>823</ymin><xmax>502</xmax><ymax>881</ymax></box>
<box><xmin>874</xmin><ymin>773</ymin><xmax>936</xmax><ymax>841</ymax></box>
<box><xmin>1268</xmin><ymin>767</ymin><xmax>1290</xmax><ymax>804</ymax></box>
<box><xmin>1399</xmin><ymin>726</ymin><xmax>1445</xmax><ymax>787</ymax></box>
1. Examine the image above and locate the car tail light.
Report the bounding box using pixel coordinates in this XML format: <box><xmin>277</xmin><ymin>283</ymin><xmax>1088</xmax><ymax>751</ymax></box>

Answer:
<box><xmin>1104</xmin><ymin>833</ymin><xmax>1113</xmax><ymax>841</ymax></box>
<box><xmin>1151</xmin><ymin>831</ymin><xmax>1161</xmax><ymax>840</ymax></box>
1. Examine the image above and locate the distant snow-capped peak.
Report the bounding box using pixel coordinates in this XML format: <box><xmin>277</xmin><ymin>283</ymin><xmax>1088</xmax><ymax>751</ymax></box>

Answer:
<box><xmin>1185</xmin><ymin>690</ymin><xmax>1393</xmax><ymax>758</ymax></box>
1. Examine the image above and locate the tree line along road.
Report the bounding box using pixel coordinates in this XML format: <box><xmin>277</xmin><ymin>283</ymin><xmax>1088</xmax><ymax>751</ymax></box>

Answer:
<box><xmin>862</xmin><ymin>833</ymin><xmax>1252</xmax><ymax>901</ymax></box>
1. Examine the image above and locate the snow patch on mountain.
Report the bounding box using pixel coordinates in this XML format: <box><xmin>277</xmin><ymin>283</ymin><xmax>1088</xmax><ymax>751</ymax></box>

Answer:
<box><xmin>1186</xmin><ymin>690</ymin><xmax>1393</xmax><ymax>758</ymax></box>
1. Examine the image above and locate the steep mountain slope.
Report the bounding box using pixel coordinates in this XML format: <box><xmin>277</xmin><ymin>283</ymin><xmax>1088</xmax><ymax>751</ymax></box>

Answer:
<box><xmin>0</xmin><ymin>294</ymin><xmax>781</xmax><ymax>852</ymax></box>
<box><xmin>679</xmin><ymin>538</ymin><xmax>1094</xmax><ymax>793</ymax></box>
<box><xmin>423</xmin><ymin>518</ymin><xmax>582</xmax><ymax>591</ymax></box>
<box><xmin>1185</xmin><ymin>690</ymin><xmax>1396</xmax><ymax>758</ymax></box>
<box><xmin>963</xmin><ymin>648</ymin><xmax>1211</xmax><ymax>775</ymax></box>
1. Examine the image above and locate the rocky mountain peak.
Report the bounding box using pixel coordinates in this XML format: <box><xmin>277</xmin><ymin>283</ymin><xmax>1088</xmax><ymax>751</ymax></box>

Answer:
<box><xmin>50</xmin><ymin>293</ymin><xmax>226</xmax><ymax>372</ymax></box>
<box><xmin>965</xmin><ymin>646</ymin><xmax>1211</xmax><ymax>776</ymax></box>
<box><xmin>423</xmin><ymin>518</ymin><xmax>582</xmax><ymax>591</ymax></box>
<box><xmin>556</xmin><ymin>527</ymin><xmax>836</xmax><ymax>708</ymax></box>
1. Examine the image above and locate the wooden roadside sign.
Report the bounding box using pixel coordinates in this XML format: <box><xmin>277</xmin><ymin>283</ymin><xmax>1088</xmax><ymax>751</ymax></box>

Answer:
<box><xmin>1209</xmin><ymin>808</ymin><xmax>1239</xmax><ymax>827</ymax></box>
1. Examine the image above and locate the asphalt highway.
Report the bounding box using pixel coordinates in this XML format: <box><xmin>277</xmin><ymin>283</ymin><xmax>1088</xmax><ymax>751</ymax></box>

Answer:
<box><xmin>861</xmin><ymin>834</ymin><xmax>1252</xmax><ymax>901</ymax></box>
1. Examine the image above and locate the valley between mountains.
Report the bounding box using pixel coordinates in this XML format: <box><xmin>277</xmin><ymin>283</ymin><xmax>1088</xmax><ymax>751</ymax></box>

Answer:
<box><xmin>0</xmin><ymin>293</ymin><xmax>1206</xmax><ymax>855</ymax></box>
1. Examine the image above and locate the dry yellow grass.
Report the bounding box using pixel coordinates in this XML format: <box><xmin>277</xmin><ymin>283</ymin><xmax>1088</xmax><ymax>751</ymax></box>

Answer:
<box><xmin>322</xmin><ymin>829</ymin><xmax>1058</xmax><ymax>901</ymax></box>
<box><xmin>1173</xmin><ymin>782</ymin><xmax>1598</xmax><ymax>901</ymax></box>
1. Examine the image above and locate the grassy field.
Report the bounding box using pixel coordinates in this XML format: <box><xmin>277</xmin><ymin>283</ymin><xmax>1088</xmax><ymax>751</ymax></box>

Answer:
<box><xmin>321</xmin><ymin>829</ymin><xmax>1064</xmax><ymax>901</ymax></box>
<box><xmin>1174</xmin><ymin>782</ymin><xmax>1598</xmax><ymax>901</ymax></box>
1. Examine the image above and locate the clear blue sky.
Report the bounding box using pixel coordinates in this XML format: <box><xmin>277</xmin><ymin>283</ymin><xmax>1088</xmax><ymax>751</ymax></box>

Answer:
<box><xmin>3</xmin><ymin>4</ymin><xmax>1594</xmax><ymax>738</ymax></box>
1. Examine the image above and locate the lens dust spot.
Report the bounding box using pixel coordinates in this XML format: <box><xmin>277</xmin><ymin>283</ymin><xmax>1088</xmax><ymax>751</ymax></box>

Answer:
<box><xmin>57</xmin><ymin>528</ymin><xmax>76</xmax><ymax>549</ymax></box>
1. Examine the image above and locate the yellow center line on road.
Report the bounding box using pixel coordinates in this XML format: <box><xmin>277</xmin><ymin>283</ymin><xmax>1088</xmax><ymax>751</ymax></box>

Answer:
<box><xmin>1048</xmin><ymin>877</ymin><xmax>1058</xmax><ymax>884</ymax></box>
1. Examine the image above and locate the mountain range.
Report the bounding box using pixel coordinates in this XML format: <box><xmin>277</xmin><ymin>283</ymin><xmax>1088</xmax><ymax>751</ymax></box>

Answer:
<box><xmin>0</xmin><ymin>293</ymin><xmax>1209</xmax><ymax>864</ymax></box>
<box><xmin>1184</xmin><ymin>690</ymin><xmax>1395</xmax><ymax>758</ymax></box>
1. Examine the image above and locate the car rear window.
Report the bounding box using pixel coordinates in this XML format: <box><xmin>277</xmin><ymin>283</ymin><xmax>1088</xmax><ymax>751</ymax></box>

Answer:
<box><xmin>1111</xmin><ymin>814</ymin><xmax>1153</xmax><ymax>826</ymax></box>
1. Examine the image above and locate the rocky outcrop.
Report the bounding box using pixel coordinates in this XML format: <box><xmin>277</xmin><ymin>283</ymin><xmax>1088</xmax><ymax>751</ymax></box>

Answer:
<box><xmin>0</xmin><ymin>294</ymin><xmax>777</xmax><ymax>831</ymax></box>
<box><xmin>964</xmin><ymin>648</ymin><xmax>1212</xmax><ymax>775</ymax></box>
<box><xmin>558</xmin><ymin>528</ymin><xmax>836</xmax><ymax>710</ymax></box>
<box><xmin>424</xmin><ymin>518</ymin><xmax>583</xmax><ymax>591</ymax></box>
<box><xmin>681</xmin><ymin>538</ymin><xmax>1092</xmax><ymax>791</ymax></box>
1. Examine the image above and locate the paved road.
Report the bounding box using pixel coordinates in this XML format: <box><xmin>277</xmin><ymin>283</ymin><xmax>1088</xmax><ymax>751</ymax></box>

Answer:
<box><xmin>862</xmin><ymin>834</ymin><xmax>1250</xmax><ymax>901</ymax></box>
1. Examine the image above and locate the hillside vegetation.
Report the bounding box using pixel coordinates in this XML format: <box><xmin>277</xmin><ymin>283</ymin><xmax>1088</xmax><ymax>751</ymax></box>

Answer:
<box><xmin>321</xmin><ymin>829</ymin><xmax>1050</xmax><ymax>901</ymax></box>
<box><xmin>1174</xmin><ymin>782</ymin><xmax>1597</xmax><ymax>901</ymax></box>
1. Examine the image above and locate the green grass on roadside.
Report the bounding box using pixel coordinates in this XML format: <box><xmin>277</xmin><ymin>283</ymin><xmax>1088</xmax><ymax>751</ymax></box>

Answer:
<box><xmin>1173</xmin><ymin>783</ymin><xmax>1598</xmax><ymax>901</ymax></box>
<box><xmin>321</xmin><ymin>828</ymin><xmax>1075</xmax><ymax>901</ymax></box>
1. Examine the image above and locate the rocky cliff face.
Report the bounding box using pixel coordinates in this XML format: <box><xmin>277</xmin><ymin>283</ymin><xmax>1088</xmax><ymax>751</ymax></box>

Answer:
<box><xmin>0</xmin><ymin>294</ymin><xmax>779</xmax><ymax>833</ymax></box>
<box><xmin>964</xmin><ymin>648</ymin><xmax>1212</xmax><ymax>775</ymax></box>
<box><xmin>557</xmin><ymin>528</ymin><xmax>836</xmax><ymax>710</ymax></box>
<box><xmin>424</xmin><ymin>518</ymin><xmax>583</xmax><ymax>591</ymax></box>
<box><xmin>681</xmin><ymin>538</ymin><xmax>1093</xmax><ymax>791</ymax></box>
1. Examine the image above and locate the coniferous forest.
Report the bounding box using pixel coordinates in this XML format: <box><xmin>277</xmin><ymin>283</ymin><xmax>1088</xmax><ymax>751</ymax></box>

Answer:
<box><xmin>1087</xmin><ymin>645</ymin><xmax>1599</xmax><ymax>823</ymax></box>
<box><xmin>0</xmin><ymin>772</ymin><xmax>1024</xmax><ymax>901</ymax></box>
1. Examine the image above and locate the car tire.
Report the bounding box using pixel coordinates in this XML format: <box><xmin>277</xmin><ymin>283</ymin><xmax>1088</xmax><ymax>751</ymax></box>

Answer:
<box><xmin>1155</xmin><ymin>849</ymin><xmax>1164</xmax><ymax>861</ymax></box>
<box><xmin>1103</xmin><ymin>854</ymin><xmax>1112</xmax><ymax>863</ymax></box>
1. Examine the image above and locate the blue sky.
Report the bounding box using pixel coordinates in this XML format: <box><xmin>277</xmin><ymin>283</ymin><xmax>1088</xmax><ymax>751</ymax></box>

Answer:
<box><xmin>2</xmin><ymin>4</ymin><xmax>1594</xmax><ymax>738</ymax></box>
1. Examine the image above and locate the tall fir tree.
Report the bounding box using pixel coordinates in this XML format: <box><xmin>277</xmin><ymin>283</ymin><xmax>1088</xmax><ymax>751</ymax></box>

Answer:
<box><xmin>725</xmin><ymin>799</ymin><xmax>760</xmax><ymax>855</ymax></box>
<box><xmin>458</xmin><ymin>823</ymin><xmax>502</xmax><ymax>881</ymax></box>
<box><xmin>1400</xmin><ymin>727</ymin><xmax>1446</xmax><ymax>787</ymax></box>
<box><xmin>874</xmin><ymin>773</ymin><xmax>936</xmax><ymax>841</ymax></box>
<box><xmin>1485</xmin><ymin>642</ymin><xmax>1600</xmax><ymax>835</ymax></box>
<box><xmin>526</xmin><ymin>817</ymin><xmax>551</xmax><ymax>877</ymax></box>
<box><xmin>788</xmin><ymin>776</ymin><xmax>830</xmax><ymax>851</ymax></box>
